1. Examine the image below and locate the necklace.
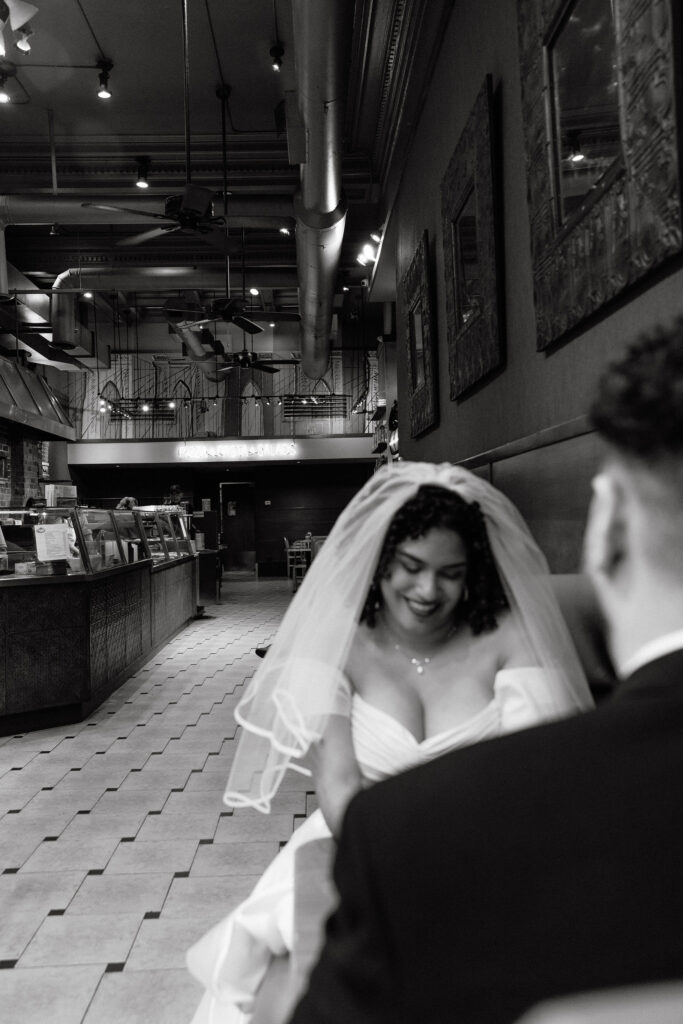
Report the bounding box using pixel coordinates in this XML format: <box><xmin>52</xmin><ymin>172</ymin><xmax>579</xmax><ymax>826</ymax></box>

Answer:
<box><xmin>393</xmin><ymin>624</ymin><xmax>458</xmax><ymax>675</ymax></box>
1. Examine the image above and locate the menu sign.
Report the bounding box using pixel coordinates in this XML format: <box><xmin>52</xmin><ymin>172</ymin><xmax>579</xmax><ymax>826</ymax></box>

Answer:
<box><xmin>34</xmin><ymin>524</ymin><xmax>71</xmax><ymax>562</ymax></box>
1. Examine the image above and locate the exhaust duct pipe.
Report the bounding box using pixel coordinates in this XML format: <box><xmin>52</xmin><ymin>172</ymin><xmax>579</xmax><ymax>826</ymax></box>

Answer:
<box><xmin>292</xmin><ymin>0</ymin><xmax>353</xmax><ymax>379</ymax></box>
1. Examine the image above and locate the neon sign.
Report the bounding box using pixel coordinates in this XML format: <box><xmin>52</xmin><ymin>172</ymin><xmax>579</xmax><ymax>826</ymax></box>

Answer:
<box><xmin>176</xmin><ymin>441</ymin><xmax>298</xmax><ymax>462</ymax></box>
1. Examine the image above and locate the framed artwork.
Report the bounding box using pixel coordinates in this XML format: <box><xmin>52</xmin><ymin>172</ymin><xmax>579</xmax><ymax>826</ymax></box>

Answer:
<box><xmin>400</xmin><ymin>230</ymin><xmax>439</xmax><ymax>437</ymax></box>
<box><xmin>517</xmin><ymin>0</ymin><xmax>683</xmax><ymax>349</ymax></box>
<box><xmin>441</xmin><ymin>74</ymin><xmax>503</xmax><ymax>399</ymax></box>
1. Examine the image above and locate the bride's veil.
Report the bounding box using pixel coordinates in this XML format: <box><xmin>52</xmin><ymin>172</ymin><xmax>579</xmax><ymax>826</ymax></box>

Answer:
<box><xmin>224</xmin><ymin>462</ymin><xmax>593</xmax><ymax>812</ymax></box>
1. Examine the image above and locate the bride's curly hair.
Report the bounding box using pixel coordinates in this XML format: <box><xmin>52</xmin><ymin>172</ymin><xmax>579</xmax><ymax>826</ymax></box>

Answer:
<box><xmin>361</xmin><ymin>484</ymin><xmax>508</xmax><ymax>634</ymax></box>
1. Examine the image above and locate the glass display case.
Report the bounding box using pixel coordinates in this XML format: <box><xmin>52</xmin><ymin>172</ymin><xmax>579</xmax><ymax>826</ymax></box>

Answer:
<box><xmin>0</xmin><ymin>506</ymin><xmax>194</xmax><ymax>577</ymax></box>
<box><xmin>137</xmin><ymin>508</ymin><xmax>193</xmax><ymax>563</ymax></box>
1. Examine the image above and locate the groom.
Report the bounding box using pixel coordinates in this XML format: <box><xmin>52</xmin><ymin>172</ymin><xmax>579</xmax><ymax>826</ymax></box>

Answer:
<box><xmin>288</xmin><ymin>324</ymin><xmax>683</xmax><ymax>1024</ymax></box>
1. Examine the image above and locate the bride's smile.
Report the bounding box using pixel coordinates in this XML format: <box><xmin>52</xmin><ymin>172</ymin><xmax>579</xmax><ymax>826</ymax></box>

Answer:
<box><xmin>380</xmin><ymin>527</ymin><xmax>468</xmax><ymax>641</ymax></box>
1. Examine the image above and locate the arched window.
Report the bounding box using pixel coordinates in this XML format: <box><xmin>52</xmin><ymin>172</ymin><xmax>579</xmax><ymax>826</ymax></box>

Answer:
<box><xmin>241</xmin><ymin>380</ymin><xmax>264</xmax><ymax>436</ymax></box>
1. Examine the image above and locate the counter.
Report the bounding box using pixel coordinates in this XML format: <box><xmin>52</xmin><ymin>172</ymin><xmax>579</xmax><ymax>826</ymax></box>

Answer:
<box><xmin>0</xmin><ymin>506</ymin><xmax>197</xmax><ymax>734</ymax></box>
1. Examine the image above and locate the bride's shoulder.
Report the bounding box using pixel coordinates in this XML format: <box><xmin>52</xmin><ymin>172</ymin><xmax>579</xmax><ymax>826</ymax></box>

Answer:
<box><xmin>486</xmin><ymin>608</ymin><xmax>536</xmax><ymax>668</ymax></box>
<box><xmin>344</xmin><ymin>622</ymin><xmax>380</xmax><ymax>679</ymax></box>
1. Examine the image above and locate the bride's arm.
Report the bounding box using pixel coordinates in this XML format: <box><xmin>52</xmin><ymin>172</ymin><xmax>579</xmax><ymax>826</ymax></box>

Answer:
<box><xmin>308</xmin><ymin>715</ymin><xmax>363</xmax><ymax>839</ymax></box>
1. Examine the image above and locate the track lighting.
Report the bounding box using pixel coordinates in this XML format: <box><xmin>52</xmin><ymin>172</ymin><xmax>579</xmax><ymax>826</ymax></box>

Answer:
<box><xmin>370</xmin><ymin>232</ymin><xmax>381</xmax><ymax>244</ymax></box>
<box><xmin>96</xmin><ymin>59</ymin><xmax>113</xmax><ymax>99</ymax></box>
<box><xmin>141</xmin><ymin>403</ymin><xmax>150</xmax><ymax>412</ymax></box>
<box><xmin>249</xmin><ymin>287</ymin><xmax>259</xmax><ymax>296</ymax></box>
<box><xmin>269</xmin><ymin>322</ymin><xmax>275</xmax><ymax>328</ymax></box>
<box><xmin>49</xmin><ymin>223</ymin><xmax>59</xmax><ymax>236</ymax></box>
<box><xmin>15</xmin><ymin>27</ymin><xmax>32</xmax><ymax>53</ymax></box>
<box><xmin>168</xmin><ymin>400</ymin><xmax>175</xmax><ymax>409</ymax></box>
<box><xmin>135</xmin><ymin>157</ymin><xmax>150</xmax><ymax>189</ymax></box>
<box><xmin>567</xmin><ymin>131</ymin><xmax>585</xmax><ymax>164</ymax></box>
<box><xmin>82</xmin><ymin>291</ymin><xmax>93</xmax><ymax>300</ymax></box>
<box><xmin>279</xmin><ymin>226</ymin><xmax>290</xmax><ymax>235</ymax></box>
<box><xmin>270</xmin><ymin>44</ymin><xmax>284</xmax><ymax>71</ymax></box>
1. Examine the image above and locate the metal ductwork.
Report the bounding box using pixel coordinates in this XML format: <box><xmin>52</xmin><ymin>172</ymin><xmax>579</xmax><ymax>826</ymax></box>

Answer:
<box><xmin>50</xmin><ymin>268</ymin><xmax>299</xmax><ymax>382</ymax></box>
<box><xmin>292</xmin><ymin>0</ymin><xmax>353</xmax><ymax>379</ymax></box>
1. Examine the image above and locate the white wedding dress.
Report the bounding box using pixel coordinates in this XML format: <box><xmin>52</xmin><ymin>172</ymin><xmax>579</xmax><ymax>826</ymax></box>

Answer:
<box><xmin>186</xmin><ymin>667</ymin><xmax>562</xmax><ymax>1023</ymax></box>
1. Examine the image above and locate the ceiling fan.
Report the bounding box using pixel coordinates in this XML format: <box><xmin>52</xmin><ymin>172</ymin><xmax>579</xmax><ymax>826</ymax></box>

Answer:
<box><xmin>216</xmin><ymin>347</ymin><xmax>300</xmax><ymax>375</ymax></box>
<box><xmin>163</xmin><ymin>293</ymin><xmax>301</xmax><ymax>335</ymax></box>
<box><xmin>81</xmin><ymin>0</ymin><xmax>235</xmax><ymax>257</ymax></box>
<box><xmin>82</xmin><ymin>185</ymin><xmax>237</xmax><ymax>255</ymax></box>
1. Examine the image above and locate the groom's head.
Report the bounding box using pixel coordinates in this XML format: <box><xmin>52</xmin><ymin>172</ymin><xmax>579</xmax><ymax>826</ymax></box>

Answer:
<box><xmin>583</xmin><ymin>321</ymin><xmax>683</xmax><ymax>671</ymax></box>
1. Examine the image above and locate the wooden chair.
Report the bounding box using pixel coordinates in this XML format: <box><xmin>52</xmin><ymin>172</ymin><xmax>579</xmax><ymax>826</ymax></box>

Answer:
<box><xmin>284</xmin><ymin>537</ymin><xmax>310</xmax><ymax>593</ymax></box>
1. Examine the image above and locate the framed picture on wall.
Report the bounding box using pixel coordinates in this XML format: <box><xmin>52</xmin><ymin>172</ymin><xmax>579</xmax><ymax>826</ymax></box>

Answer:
<box><xmin>517</xmin><ymin>0</ymin><xmax>683</xmax><ymax>349</ymax></box>
<box><xmin>400</xmin><ymin>230</ymin><xmax>439</xmax><ymax>437</ymax></box>
<box><xmin>441</xmin><ymin>74</ymin><xmax>503</xmax><ymax>399</ymax></box>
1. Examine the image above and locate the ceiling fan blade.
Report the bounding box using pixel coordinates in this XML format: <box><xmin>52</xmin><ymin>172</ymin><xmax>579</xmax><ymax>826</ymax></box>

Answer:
<box><xmin>81</xmin><ymin>202</ymin><xmax>171</xmax><ymax>222</ymax></box>
<box><xmin>116</xmin><ymin>226</ymin><xmax>180</xmax><ymax>247</ymax></box>
<box><xmin>232</xmin><ymin>315</ymin><xmax>264</xmax><ymax>335</ymax></box>
<box><xmin>251</xmin><ymin>362</ymin><xmax>279</xmax><ymax>374</ymax></box>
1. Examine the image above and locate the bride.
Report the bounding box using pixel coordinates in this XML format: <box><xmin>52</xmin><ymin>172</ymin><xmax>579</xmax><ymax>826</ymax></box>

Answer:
<box><xmin>186</xmin><ymin>462</ymin><xmax>593</xmax><ymax>1022</ymax></box>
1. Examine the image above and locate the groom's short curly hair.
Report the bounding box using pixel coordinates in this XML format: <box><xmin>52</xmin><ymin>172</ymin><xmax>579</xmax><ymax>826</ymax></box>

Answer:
<box><xmin>361</xmin><ymin>484</ymin><xmax>508</xmax><ymax>634</ymax></box>
<box><xmin>590</xmin><ymin>320</ymin><xmax>683</xmax><ymax>459</ymax></box>
<box><xmin>590</xmin><ymin>320</ymin><xmax>683</xmax><ymax>577</ymax></box>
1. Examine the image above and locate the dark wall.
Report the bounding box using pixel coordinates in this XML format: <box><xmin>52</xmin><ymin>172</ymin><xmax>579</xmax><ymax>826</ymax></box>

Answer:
<box><xmin>383</xmin><ymin>0</ymin><xmax>683</xmax><ymax>571</ymax></box>
<box><xmin>70</xmin><ymin>461</ymin><xmax>373</xmax><ymax>574</ymax></box>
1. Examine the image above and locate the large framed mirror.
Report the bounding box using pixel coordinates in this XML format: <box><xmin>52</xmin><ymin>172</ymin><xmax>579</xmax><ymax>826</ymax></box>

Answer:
<box><xmin>517</xmin><ymin>0</ymin><xmax>682</xmax><ymax>349</ymax></box>
<box><xmin>441</xmin><ymin>75</ymin><xmax>503</xmax><ymax>397</ymax></box>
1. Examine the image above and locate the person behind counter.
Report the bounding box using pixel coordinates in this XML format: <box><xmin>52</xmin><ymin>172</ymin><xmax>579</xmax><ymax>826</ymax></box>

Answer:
<box><xmin>164</xmin><ymin>484</ymin><xmax>194</xmax><ymax>515</ymax></box>
<box><xmin>116</xmin><ymin>496</ymin><xmax>138</xmax><ymax>510</ymax></box>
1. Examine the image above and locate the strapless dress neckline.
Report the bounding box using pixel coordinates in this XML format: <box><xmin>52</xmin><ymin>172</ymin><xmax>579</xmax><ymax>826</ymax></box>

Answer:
<box><xmin>351</xmin><ymin>691</ymin><xmax>497</xmax><ymax>747</ymax></box>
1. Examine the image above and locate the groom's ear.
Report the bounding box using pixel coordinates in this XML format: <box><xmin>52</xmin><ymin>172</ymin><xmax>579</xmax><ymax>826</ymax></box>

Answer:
<box><xmin>583</xmin><ymin>471</ymin><xmax>627</xmax><ymax>579</ymax></box>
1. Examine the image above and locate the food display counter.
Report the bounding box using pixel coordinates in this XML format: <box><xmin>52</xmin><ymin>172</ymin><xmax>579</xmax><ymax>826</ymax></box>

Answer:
<box><xmin>0</xmin><ymin>507</ymin><xmax>197</xmax><ymax>733</ymax></box>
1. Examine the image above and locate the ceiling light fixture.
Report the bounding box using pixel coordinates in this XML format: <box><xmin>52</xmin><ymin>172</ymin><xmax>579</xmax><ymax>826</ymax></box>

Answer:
<box><xmin>135</xmin><ymin>156</ymin><xmax>150</xmax><ymax>189</ymax></box>
<box><xmin>49</xmin><ymin>223</ymin><xmax>59</xmax><ymax>236</ymax></box>
<box><xmin>14</xmin><ymin>27</ymin><xmax>32</xmax><ymax>53</ymax></box>
<box><xmin>270</xmin><ymin>44</ymin><xmax>284</xmax><ymax>72</ymax></box>
<box><xmin>279</xmin><ymin>226</ymin><xmax>290</xmax><ymax>235</ymax></box>
<box><xmin>249</xmin><ymin>287</ymin><xmax>259</xmax><ymax>296</ymax></box>
<box><xmin>96</xmin><ymin>59</ymin><xmax>113</xmax><ymax>99</ymax></box>
<box><xmin>567</xmin><ymin>130</ymin><xmax>585</xmax><ymax>164</ymax></box>
<box><xmin>82</xmin><ymin>291</ymin><xmax>94</xmax><ymax>300</ymax></box>
<box><xmin>269</xmin><ymin>321</ymin><xmax>275</xmax><ymax>328</ymax></box>
<box><xmin>370</xmin><ymin>231</ymin><xmax>381</xmax><ymax>244</ymax></box>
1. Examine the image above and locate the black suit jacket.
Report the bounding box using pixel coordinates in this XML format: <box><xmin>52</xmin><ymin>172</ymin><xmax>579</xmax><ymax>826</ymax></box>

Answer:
<box><xmin>289</xmin><ymin>649</ymin><xmax>683</xmax><ymax>1024</ymax></box>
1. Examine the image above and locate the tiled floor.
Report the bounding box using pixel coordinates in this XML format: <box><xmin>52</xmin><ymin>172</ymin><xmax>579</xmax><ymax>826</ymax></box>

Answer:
<box><xmin>0</xmin><ymin>579</ymin><xmax>309</xmax><ymax>1024</ymax></box>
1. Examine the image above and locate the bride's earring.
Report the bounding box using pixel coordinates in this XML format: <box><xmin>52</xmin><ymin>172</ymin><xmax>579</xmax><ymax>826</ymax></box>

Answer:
<box><xmin>461</xmin><ymin>584</ymin><xmax>469</xmax><ymax>605</ymax></box>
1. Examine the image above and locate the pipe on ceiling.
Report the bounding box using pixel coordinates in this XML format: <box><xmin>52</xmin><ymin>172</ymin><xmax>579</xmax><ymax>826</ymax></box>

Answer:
<box><xmin>50</xmin><ymin>268</ymin><xmax>299</xmax><ymax>381</ymax></box>
<box><xmin>292</xmin><ymin>0</ymin><xmax>353</xmax><ymax>379</ymax></box>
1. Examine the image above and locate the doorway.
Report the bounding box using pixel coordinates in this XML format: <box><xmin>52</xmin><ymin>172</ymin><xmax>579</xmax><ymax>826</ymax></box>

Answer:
<box><xmin>219</xmin><ymin>481</ymin><xmax>256</xmax><ymax>572</ymax></box>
